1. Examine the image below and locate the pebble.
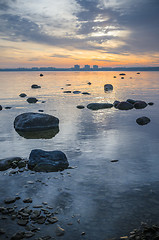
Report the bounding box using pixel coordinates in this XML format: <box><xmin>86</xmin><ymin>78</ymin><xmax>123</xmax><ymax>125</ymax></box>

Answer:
<box><xmin>4</xmin><ymin>197</ymin><xmax>17</xmax><ymax>204</ymax></box>
<box><xmin>17</xmin><ymin>219</ymin><xmax>28</xmax><ymax>226</ymax></box>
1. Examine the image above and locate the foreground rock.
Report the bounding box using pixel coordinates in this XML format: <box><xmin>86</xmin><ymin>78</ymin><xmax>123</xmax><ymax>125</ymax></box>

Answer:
<box><xmin>116</xmin><ymin>101</ymin><xmax>134</xmax><ymax>110</ymax></box>
<box><xmin>14</xmin><ymin>112</ymin><xmax>59</xmax><ymax>132</ymax></box>
<box><xmin>27</xmin><ymin>97</ymin><xmax>38</xmax><ymax>103</ymax></box>
<box><xmin>87</xmin><ymin>103</ymin><xmax>113</xmax><ymax>110</ymax></box>
<box><xmin>136</xmin><ymin>116</ymin><xmax>150</xmax><ymax>125</ymax></box>
<box><xmin>104</xmin><ymin>84</ymin><xmax>113</xmax><ymax>91</ymax></box>
<box><xmin>0</xmin><ymin>157</ymin><xmax>22</xmax><ymax>171</ymax></box>
<box><xmin>28</xmin><ymin>149</ymin><xmax>69</xmax><ymax>172</ymax></box>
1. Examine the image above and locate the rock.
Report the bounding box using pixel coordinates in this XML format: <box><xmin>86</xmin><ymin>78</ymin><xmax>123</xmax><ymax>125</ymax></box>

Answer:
<box><xmin>73</xmin><ymin>91</ymin><xmax>81</xmax><ymax>94</ymax></box>
<box><xmin>4</xmin><ymin>197</ymin><xmax>17</xmax><ymax>204</ymax></box>
<box><xmin>113</xmin><ymin>76</ymin><xmax>116</xmax><ymax>78</ymax></box>
<box><xmin>47</xmin><ymin>217</ymin><xmax>58</xmax><ymax>224</ymax></box>
<box><xmin>17</xmin><ymin>160</ymin><xmax>27</xmax><ymax>169</ymax></box>
<box><xmin>148</xmin><ymin>102</ymin><xmax>154</xmax><ymax>106</ymax></box>
<box><xmin>63</xmin><ymin>91</ymin><xmax>71</xmax><ymax>93</ymax></box>
<box><xmin>23</xmin><ymin>232</ymin><xmax>35</xmax><ymax>238</ymax></box>
<box><xmin>27</xmin><ymin>97</ymin><xmax>38</xmax><ymax>103</ymax></box>
<box><xmin>87</xmin><ymin>103</ymin><xmax>113</xmax><ymax>110</ymax></box>
<box><xmin>111</xmin><ymin>160</ymin><xmax>119</xmax><ymax>163</ymax></box>
<box><xmin>82</xmin><ymin>92</ymin><xmax>90</xmax><ymax>95</ymax></box>
<box><xmin>28</xmin><ymin>149</ymin><xmax>69</xmax><ymax>172</ymax></box>
<box><xmin>36</xmin><ymin>216</ymin><xmax>46</xmax><ymax>224</ymax></box>
<box><xmin>0</xmin><ymin>228</ymin><xmax>5</xmax><ymax>234</ymax></box>
<box><xmin>17</xmin><ymin>219</ymin><xmax>28</xmax><ymax>226</ymax></box>
<box><xmin>137</xmin><ymin>72</ymin><xmax>140</xmax><ymax>74</ymax></box>
<box><xmin>56</xmin><ymin>225</ymin><xmax>65</xmax><ymax>236</ymax></box>
<box><xmin>0</xmin><ymin>105</ymin><xmax>2</xmax><ymax>111</ymax></box>
<box><xmin>121</xmin><ymin>77</ymin><xmax>124</xmax><ymax>79</ymax></box>
<box><xmin>117</xmin><ymin>101</ymin><xmax>134</xmax><ymax>110</ymax></box>
<box><xmin>136</xmin><ymin>116</ymin><xmax>150</xmax><ymax>125</ymax></box>
<box><xmin>134</xmin><ymin>101</ymin><xmax>147</xmax><ymax>109</ymax></box>
<box><xmin>104</xmin><ymin>84</ymin><xmax>113</xmax><ymax>91</ymax></box>
<box><xmin>113</xmin><ymin>100</ymin><xmax>120</xmax><ymax>108</ymax></box>
<box><xmin>38</xmin><ymin>110</ymin><xmax>44</xmax><ymax>112</ymax></box>
<box><xmin>31</xmin><ymin>84</ymin><xmax>41</xmax><ymax>89</ymax></box>
<box><xmin>19</xmin><ymin>93</ymin><xmax>27</xmax><ymax>98</ymax></box>
<box><xmin>76</xmin><ymin>105</ymin><xmax>85</xmax><ymax>109</ymax></box>
<box><xmin>126</xmin><ymin>99</ymin><xmax>137</xmax><ymax>105</ymax></box>
<box><xmin>23</xmin><ymin>198</ymin><xmax>32</xmax><ymax>203</ymax></box>
<box><xmin>14</xmin><ymin>112</ymin><xmax>59</xmax><ymax>132</ymax></box>
<box><xmin>66</xmin><ymin>84</ymin><xmax>71</xmax><ymax>86</ymax></box>
<box><xmin>119</xmin><ymin>73</ymin><xmax>126</xmax><ymax>75</ymax></box>
<box><xmin>0</xmin><ymin>157</ymin><xmax>22</xmax><ymax>171</ymax></box>
<box><xmin>87</xmin><ymin>82</ymin><xmax>91</xmax><ymax>85</ymax></box>
<box><xmin>5</xmin><ymin>106</ymin><xmax>12</xmax><ymax>109</ymax></box>
<box><xmin>40</xmin><ymin>73</ymin><xmax>43</xmax><ymax>77</ymax></box>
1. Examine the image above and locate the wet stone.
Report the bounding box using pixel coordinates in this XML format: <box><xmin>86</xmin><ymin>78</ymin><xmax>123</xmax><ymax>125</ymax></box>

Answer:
<box><xmin>76</xmin><ymin>105</ymin><xmax>85</xmax><ymax>109</ymax></box>
<box><xmin>10</xmin><ymin>231</ymin><xmax>25</xmax><ymax>240</ymax></box>
<box><xmin>17</xmin><ymin>219</ymin><xmax>28</xmax><ymax>226</ymax></box>
<box><xmin>4</xmin><ymin>197</ymin><xmax>17</xmax><ymax>204</ymax></box>
<box><xmin>36</xmin><ymin>216</ymin><xmax>46</xmax><ymax>224</ymax></box>
<box><xmin>23</xmin><ymin>198</ymin><xmax>32</xmax><ymax>203</ymax></box>
<box><xmin>24</xmin><ymin>231</ymin><xmax>35</xmax><ymax>238</ymax></box>
<box><xmin>47</xmin><ymin>217</ymin><xmax>58</xmax><ymax>224</ymax></box>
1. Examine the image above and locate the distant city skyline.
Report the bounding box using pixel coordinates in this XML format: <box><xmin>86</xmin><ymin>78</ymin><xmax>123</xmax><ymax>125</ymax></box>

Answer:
<box><xmin>0</xmin><ymin>0</ymin><xmax>159</xmax><ymax>68</ymax></box>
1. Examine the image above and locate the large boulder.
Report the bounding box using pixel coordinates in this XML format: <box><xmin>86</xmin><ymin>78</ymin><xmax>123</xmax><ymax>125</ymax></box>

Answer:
<box><xmin>28</xmin><ymin>149</ymin><xmax>69</xmax><ymax>172</ymax></box>
<box><xmin>136</xmin><ymin>116</ymin><xmax>150</xmax><ymax>125</ymax></box>
<box><xmin>117</xmin><ymin>101</ymin><xmax>134</xmax><ymax>110</ymax></box>
<box><xmin>14</xmin><ymin>112</ymin><xmax>59</xmax><ymax>132</ymax></box>
<box><xmin>0</xmin><ymin>157</ymin><xmax>22</xmax><ymax>171</ymax></box>
<box><xmin>87</xmin><ymin>103</ymin><xmax>113</xmax><ymax>110</ymax></box>
<box><xmin>104</xmin><ymin>84</ymin><xmax>113</xmax><ymax>91</ymax></box>
<box><xmin>134</xmin><ymin>101</ymin><xmax>147</xmax><ymax>109</ymax></box>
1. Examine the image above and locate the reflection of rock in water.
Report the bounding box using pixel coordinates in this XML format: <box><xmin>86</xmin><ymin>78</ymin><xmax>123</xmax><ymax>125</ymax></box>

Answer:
<box><xmin>16</xmin><ymin>127</ymin><xmax>59</xmax><ymax>139</ymax></box>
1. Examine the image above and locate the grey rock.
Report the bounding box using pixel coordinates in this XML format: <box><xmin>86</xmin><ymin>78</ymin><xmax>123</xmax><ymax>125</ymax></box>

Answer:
<box><xmin>27</xmin><ymin>97</ymin><xmax>38</xmax><ymax>103</ymax></box>
<box><xmin>28</xmin><ymin>149</ymin><xmax>69</xmax><ymax>172</ymax></box>
<box><xmin>117</xmin><ymin>101</ymin><xmax>134</xmax><ymax>110</ymax></box>
<box><xmin>136</xmin><ymin>116</ymin><xmax>150</xmax><ymax>125</ymax></box>
<box><xmin>31</xmin><ymin>84</ymin><xmax>41</xmax><ymax>89</ymax></box>
<box><xmin>134</xmin><ymin>101</ymin><xmax>147</xmax><ymax>109</ymax></box>
<box><xmin>14</xmin><ymin>112</ymin><xmax>59</xmax><ymax>132</ymax></box>
<box><xmin>104</xmin><ymin>84</ymin><xmax>113</xmax><ymax>91</ymax></box>
<box><xmin>87</xmin><ymin>103</ymin><xmax>113</xmax><ymax>110</ymax></box>
<box><xmin>23</xmin><ymin>198</ymin><xmax>32</xmax><ymax>203</ymax></box>
<box><xmin>19</xmin><ymin>93</ymin><xmax>27</xmax><ymax>98</ymax></box>
<box><xmin>0</xmin><ymin>157</ymin><xmax>22</xmax><ymax>171</ymax></box>
<box><xmin>4</xmin><ymin>197</ymin><xmax>17</xmax><ymax>204</ymax></box>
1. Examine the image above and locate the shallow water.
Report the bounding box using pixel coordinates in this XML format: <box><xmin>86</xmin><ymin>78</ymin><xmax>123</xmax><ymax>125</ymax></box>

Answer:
<box><xmin>0</xmin><ymin>71</ymin><xmax>159</xmax><ymax>239</ymax></box>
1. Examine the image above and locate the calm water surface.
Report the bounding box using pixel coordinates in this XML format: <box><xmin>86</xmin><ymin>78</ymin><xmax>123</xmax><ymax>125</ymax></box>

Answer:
<box><xmin>0</xmin><ymin>71</ymin><xmax>159</xmax><ymax>239</ymax></box>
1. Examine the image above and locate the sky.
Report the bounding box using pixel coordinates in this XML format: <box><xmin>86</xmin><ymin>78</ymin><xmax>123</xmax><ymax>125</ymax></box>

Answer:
<box><xmin>0</xmin><ymin>0</ymin><xmax>159</xmax><ymax>68</ymax></box>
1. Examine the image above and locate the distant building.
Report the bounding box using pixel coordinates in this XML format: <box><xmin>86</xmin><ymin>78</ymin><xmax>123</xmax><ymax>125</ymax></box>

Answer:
<box><xmin>84</xmin><ymin>65</ymin><xmax>90</xmax><ymax>70</ymax></box>
<box><xmin>93</xmin><ymin>65</ymin><xmax>98</xmax><ymax>70</ymax></box>
<box><xmin>74</xmin><ymin>65</ymin><xmax>80</xmax><ymax>70</ymax></box>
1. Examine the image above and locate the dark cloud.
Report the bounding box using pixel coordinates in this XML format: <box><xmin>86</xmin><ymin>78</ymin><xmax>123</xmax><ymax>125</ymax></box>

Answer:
<box><xmin>50</xmin><ymin>54</ymin><xmax>72</xmax><ymax>58</ymax></box>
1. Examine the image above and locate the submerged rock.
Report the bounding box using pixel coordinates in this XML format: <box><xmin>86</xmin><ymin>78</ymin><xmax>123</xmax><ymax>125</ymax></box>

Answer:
<box><xmin>104</xmin><ymin>84</ymin><xmax>113</xmax><ymax>91</ymax></box>
<box><xmin>134</xmin><ymin>101</ymin><xmax>147</xmax><ymax>109</ymax></box>
<box><xmin>14</xmin><ymin>112</ymin><xmax>59</xmax><ymax>132</ymax></box>
<box><xmin>28</xmin><ymin>149</ymin><xmax>69</xmax><ymax>172</ymax></box>
<box><xmin>0</xmin><ymin>157</ymin><xmax>22</xmax><ymax>171</ymax></box>
<box><xmin>87</xmin><ymin>103</ymin><xmax>113</xmax><ymax>110</ymax></box>
<box><xmin>117</xmin><ymin>101</ymin><xmax>134</xmax><ymax>110</ymax></box>
<box><xmin>136</xmin><ymin>116</ymin><xmax>150</xmax><ymax>125</ymax></box>
<box><xmin>27</xmin><ymin>97</ymin><xmax>38</xmax><ymax>103</ymax></box>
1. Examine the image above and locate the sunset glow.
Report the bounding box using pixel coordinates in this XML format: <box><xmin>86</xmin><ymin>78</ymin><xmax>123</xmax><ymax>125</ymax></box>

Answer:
<box><xmin>0</xmin><ymin>0</ymin><xmax>159</xmax><ymax>68</ymax></box>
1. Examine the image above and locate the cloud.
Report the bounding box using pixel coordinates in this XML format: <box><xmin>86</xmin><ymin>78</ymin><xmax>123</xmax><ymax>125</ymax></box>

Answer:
<box><xmin>0</xmin><ymin>0</ymin><xmax>159</xmax><ymax>57</ymax></box>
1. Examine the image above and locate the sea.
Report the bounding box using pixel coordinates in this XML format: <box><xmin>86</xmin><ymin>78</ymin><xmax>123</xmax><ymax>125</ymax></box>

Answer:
<box><xmin>0</xmin><ymin>71</ymin><xmax>159</xmax><ymax>239</ymax></box>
